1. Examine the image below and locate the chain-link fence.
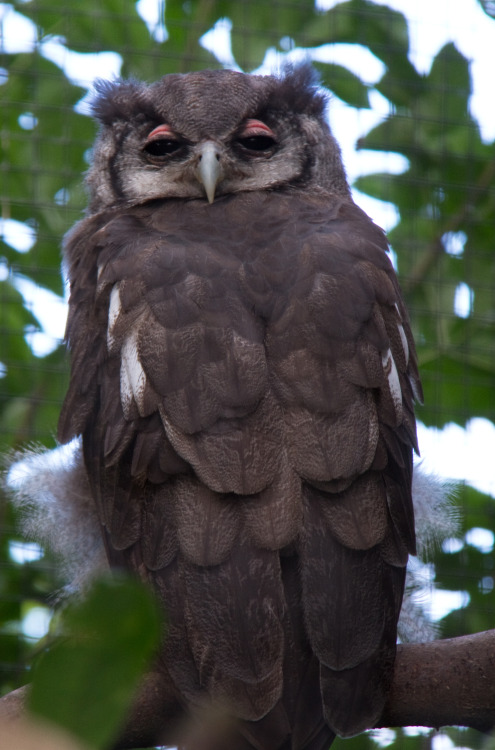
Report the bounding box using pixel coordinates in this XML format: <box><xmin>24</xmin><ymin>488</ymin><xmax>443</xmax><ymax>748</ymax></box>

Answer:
<box><xmin>1</xmin><ymin>2</ymin><xmax>495</xmax><ymax>749</ymax></box>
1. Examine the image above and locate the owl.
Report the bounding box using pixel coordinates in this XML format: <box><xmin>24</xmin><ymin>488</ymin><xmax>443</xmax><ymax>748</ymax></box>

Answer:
<box><xmin>57</xmin><ymin>66</ymin><xmax>421</xmax><ymax>750</ymax></box>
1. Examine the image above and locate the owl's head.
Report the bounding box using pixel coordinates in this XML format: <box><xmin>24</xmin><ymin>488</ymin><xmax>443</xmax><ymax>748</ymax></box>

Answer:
<box><xmin>86</xmin><ymin>65</ymin><xmax>350</xmax><ymax>213</ymax></box>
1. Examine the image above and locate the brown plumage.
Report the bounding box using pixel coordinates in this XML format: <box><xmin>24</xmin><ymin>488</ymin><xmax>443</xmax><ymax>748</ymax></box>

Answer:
<box><xmin>58</xmin><ymin>66</ymin><xmax>421</xmax><ymax>749</ymax></box>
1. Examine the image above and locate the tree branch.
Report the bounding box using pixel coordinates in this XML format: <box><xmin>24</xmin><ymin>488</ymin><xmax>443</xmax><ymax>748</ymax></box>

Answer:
<box><xmin>380</xmin><ymin>629</ymin><xmax>495</xmax><ymax>733</ymax></box>
<box><xmin>1</xmin><ymin>630</ymin><xmax>494</xmax><ymax>748</ymax></box>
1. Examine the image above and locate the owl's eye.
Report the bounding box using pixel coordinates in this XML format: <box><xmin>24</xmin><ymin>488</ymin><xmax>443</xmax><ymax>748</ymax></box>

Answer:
<box><xmin>237</xmin><ymin>135</ymin><xmax>276</xmax><ymax>152</ymax></box>
<box><xmin>143</xmin><ymin>124</ymin><xmax>185</xmax><ymax>161</ymax></box>
<box><xmin>144</xmin><ymin>139</ymin><xmax>182</xmax><ymax>157</ymax></box>
<box><xmin>236</xmin><ymin>119</ymin><xmax>276</xmax><ymax>155</ymax></box>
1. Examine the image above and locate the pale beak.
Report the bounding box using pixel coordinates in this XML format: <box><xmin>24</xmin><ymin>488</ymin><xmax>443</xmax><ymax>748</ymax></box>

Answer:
<box><xmin>196</xmin><ymin>141</ymin><xmax>223</xmax><ymax>203</ymax></box>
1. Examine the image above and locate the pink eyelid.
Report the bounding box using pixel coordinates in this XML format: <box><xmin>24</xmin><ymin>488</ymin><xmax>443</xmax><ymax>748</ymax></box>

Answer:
<box><xmin>147</xmin><ymin>124</ymin><xmax>175</xmax><ymax>140</ymax></box>
<box><xmin>240</xmin><ymin>119</ymin><xmax>275</xmax><ymax>138</ymax></box>
<box><xmin>146</xmin><ymin>120</ymin><xmax>274</xmax><ymax>141</ymax></box>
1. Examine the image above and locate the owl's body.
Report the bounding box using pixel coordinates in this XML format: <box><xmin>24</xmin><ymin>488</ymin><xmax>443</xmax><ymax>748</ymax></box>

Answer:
<box><xmin>58</xmin><ymin>67</ymin><xmax>421</xmax><ymax>749</ymax></box>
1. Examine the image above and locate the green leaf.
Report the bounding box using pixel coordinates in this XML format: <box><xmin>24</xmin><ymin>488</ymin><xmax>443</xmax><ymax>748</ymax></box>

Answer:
<box><xmin>28</xmin><ymin>576</ymin><xmax>161</xmax><ymax>749</ymax></box>
<box><xmin>422</xmin><ymin>43</ymin><xmax>471</xmax><ymax>124</ymax></box>
<box><xmin>354</xmin><ymin>172</ymin><xmax>405</xmax><ymax>205</ymax></box>
<box><xmin>225</xmin><ymin>0</ymin><xmax>315</xmax><ymax>69</ymax></box>
<box><xmin>303</xmin><ymin>0</ymin><xmax>410</xmax><ymax>66</ymax></box>
<box><xmin>375</xmin><ymin>61</ymin><xmax>425</xmax><ymax>107</ymax></box>
<box><xmin>314</xmin><ymin>62</ymin><xmax>369</xmax><ymax>108</ymax></box>
<box><xmin>357</xmin><ymin>116</ymin><xmax>418</xmax><ymax>157</ymax></box>
<box><xmin>417</xmin><ymin>353</ymin><xmax>495</xmax><ymax>427</ymax></box>
<box><xmin>14</xmin><ymin>0</ymin><xmax>150</xmax><ymax>59</ymax></box>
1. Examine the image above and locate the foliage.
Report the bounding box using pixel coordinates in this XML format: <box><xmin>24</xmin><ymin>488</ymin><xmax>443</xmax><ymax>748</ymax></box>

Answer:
<box><xmin>356</xmin><ymin>41</ymin><xmax>495</xmax><ymax>427</ymax></box>
<box><xmin>1</xmin><ymin>1</ymin><xmax>494</xmax><ymax>748</ymax></box>
<box><xmin>28</xmin><ymin>576</ymin><xmax>161</xmax><ymax>749</ymax></box>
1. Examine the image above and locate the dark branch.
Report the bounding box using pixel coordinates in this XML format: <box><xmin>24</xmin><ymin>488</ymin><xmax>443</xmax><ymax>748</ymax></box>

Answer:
<box><xmin>1</xmin><ymin>630</ymin><xmax>494</xmax><ymax>748</ymax></box>
<box><xmin>380</xmin><ymin>629</ymin><xmax>495</xmax><ymax>734</ymax></box>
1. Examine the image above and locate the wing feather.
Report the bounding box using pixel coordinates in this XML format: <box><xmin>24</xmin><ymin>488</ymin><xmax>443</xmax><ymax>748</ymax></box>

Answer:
<box><xmin>59</xmin><ymin>191</ymin><xmax>421</xmax><ymax>747</ymax></box>
<box><xmin>181</xmin><ymin>539</ymin><xmax>285</xmax><ymax>719</ymax></box>
<box><xmin>175</xmin><ymin>476</ymin><xmax>241</xmax><ymax>566</ymax></box>
<box><xmin>141</xmin><ymin>482</ymin><xmax>178</xmax><ymax>570</ymax></box>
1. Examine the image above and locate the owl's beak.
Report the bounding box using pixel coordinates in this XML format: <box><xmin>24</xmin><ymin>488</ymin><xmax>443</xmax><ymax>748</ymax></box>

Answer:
<box><xmin>196</xmin><ymin>141</ymin><xmax>223</xmax><ymax>203</ymax></box>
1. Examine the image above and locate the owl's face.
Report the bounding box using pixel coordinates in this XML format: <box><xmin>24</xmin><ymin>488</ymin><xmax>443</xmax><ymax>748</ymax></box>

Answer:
<box><xmin>86</xmin><ymin>66</ymin><xmax>350</xmax><ymax>213</ymax></box>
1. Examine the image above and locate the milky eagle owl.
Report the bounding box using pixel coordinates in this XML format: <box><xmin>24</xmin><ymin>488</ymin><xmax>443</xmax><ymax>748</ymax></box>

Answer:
<box><xmin>58</xmin><ymin>66</ymin><xmax>422</xmax><ymax>750</ymax></box>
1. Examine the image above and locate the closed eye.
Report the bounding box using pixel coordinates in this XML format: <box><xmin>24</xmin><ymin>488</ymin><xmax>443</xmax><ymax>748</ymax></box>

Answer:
<box><xmin>237</xmin><ymin>134</ymin><xmax>276</xmax><ymax>152</ymax></box>
<box><xmin>235</xmin><ymin>119</ymin><xmax>277</xmax><ymax>156</ymax></box>
<box><xmin>144</xmin><ymin>139</ymin><xmax>183</xmax><ymax>157</ymax></box>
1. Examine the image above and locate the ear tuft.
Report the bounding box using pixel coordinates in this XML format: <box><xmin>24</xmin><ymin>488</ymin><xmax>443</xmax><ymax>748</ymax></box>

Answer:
<box><xmin>90</xmin><ymin>78</ymin><xmax>144</xmax><ymax>125</ymax></box>
<box><xmin>272</xmin><ymin>62</ymin><xmax>327</xmax><ymax>116</ymax></box>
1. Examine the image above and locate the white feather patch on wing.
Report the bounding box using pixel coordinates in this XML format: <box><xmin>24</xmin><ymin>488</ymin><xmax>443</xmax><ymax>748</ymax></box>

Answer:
<box><xmin>120</xmin><ymin>327</ymin><xmax>147</xmax><ymax>418</ymax></box>
<box><xmin>409</xmin><ymin>374</ymin><xmax>423</xmax><ymax>404</ymax></box>
<box><xmin>394</xmin><ymin>304</ymin><xmax>409</xmax><ymax>365</ymax></box>
<box><xmin>382</xmin><ymin>348</ymin><xmax>403</xmax><ymax>420</ymax></box>
<box><xmin>397</xmin><ymin>323</ymin><xmax>409</xmax><ymax>364</ymax></box>
<box><xmin>107</xmin><ymin>283</ymin><xmax>121</xmax><ymax>352</ymax></box>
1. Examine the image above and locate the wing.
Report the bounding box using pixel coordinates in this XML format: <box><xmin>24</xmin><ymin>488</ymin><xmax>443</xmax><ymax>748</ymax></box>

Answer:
<box><xmin>59</xmin><ymin>190</ymin><xmax>421</xmax><ymax>747</ymax></box>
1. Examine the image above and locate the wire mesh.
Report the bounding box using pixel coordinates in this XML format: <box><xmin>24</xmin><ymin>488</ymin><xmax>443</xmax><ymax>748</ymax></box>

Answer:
<box><xmin>1</xmin><ymin>1</ymin><xmax>494</xmax><ymax>748</ymax></box>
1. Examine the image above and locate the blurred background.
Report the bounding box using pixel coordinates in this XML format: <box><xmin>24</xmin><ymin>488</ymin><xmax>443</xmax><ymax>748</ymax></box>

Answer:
<box><xmin>1</xmin><ymin>1</ymin><xmax>495</xmax><ymax>749</ymax></box>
